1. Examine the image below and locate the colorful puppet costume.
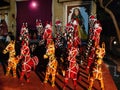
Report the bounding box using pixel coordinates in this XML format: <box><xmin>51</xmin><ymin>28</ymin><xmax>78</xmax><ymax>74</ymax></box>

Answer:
<box><xmin>19</xmin><ymin>43</ymin><xmax>39</xmax><ymax>82</ymax></box>
<box><xmin>63</xmin><ymin>47</ymin><xmax>79</xmax><ymax>90</ymax></box>
<box><xmin>88</xmin><ymin>42</ymin><xmax>105</xmax><ymax>90</ymax></box>
<box><xmin>3</xmin><ymin>40</ymin><xmax>19</xmax><ymax>78</ymax></box>
<box><xmin>43</xmin><ymin>41</ymin><xmax>58</xmax><ymax>87</ymax></box>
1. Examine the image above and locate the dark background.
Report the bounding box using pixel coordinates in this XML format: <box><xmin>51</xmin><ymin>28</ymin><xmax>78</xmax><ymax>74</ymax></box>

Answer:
<box><xmin>16</xmin><ymin>0</ymin><xmax>52</xmax><ymax>36</ymax></box>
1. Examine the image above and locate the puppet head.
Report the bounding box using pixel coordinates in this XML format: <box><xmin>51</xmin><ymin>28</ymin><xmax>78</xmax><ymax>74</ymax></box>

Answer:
<box><xmin>89</xmin><ymin>15</ymin><xmax>97</xmax><ymax>28</ymax></box>
<box><xmin>44</xmin><ymin>41</ymin><xmax>55</xmax><ymax>59</ymax></box>
<box><xmin>95</xmin><ymin>42</ymin><xmax>105</xmax><ymax>64</ymax></box>
<box><xmin>3</xmin><ymin>40</ymin><xmax>15</xmax><ymax>54</ymax></box>
<box><xmin>21</xmin><ymin>42</ymin><xmax>30</xmax><ymax>56</ymax></box>
<box><xmin>55</xmin><ymin>19</ymin><xmax>62</xmax><ymax>26</ymax></box>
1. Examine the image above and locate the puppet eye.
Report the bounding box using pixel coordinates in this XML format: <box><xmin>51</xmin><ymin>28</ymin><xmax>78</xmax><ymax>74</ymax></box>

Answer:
<box><xmin>102</xmin><ymin>49</ymin><xmax>105</xmax><ymax>52</ymax></box>
<box><xmin>8</xmin><ymin>47</ymin><xmax>13</xmax><ymax>50</ymax></box>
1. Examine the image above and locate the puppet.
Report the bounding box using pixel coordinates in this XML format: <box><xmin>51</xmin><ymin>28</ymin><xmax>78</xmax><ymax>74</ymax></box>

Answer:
<box><xmin>43</xmin><ymin>41</ymin><xmax>58</xmax><ymax>87</ymax></box>
<box><xmin>86</xmin><ymin>15</ymin><xmax>102</xmax><ymax>72</ymax></box>
<box><xmin>54</xmin><ymin>19</ymin><xmax>63</xmax><ymax>48</ymax></box>
<box><xmin>65</xmin><ymin>22</ymin><xmax>74</xmax><ymax>50</ymax></box>
<box><xmin>19</xmin><ymin>23</ymin><xmax>29</xmax><ymax>45</ymax></box>
<box><xmin>63</xmin><ymin>47</ymin><xmax>79</xmax><ymax>90</ymax></box>
<box><xmin>3</xmin><ymin>40</ymin><xmax>19</xmax><ymax>78</ymax></box>
<box><xmin>43</xmin><ymin>23</ymin><xmax>53</xmax><ymax>46</ymax></box>
<box><xmin>36</xmin><ymin>19</ymin><xmax>44</xmax><ymax>40</ymax></box>
<box><xmin>88</xmin><ymin>42</ymin><xmax>105</xmax><ymax>90</ymax></box>
<box><xmin>19</xmin><ymin>42</ymin><xmax>39</xmax><ymax>82</ymax></box>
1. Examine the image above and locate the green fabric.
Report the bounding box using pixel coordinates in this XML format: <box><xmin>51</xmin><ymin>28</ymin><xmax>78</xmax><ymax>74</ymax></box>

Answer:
<box><xmin>80</xmin><ymin>28</ymin><xmax>88</xmax><ymax>40</ymax></box>
<box><xmin>78</xmin><ymin>25</ymin><xmax>88</xmax><ymax>41</ymax></box>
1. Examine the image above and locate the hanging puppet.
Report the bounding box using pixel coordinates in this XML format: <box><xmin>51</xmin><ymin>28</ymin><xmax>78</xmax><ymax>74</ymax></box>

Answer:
<box><xmin>88</xmin><ymin>42</ymin><xmax>105</xmax><ymax>90</ymax></box>
<box><xmin>36</xmin><ymin>19</ymin><xmax>44</xmax><ymax>40</ymax></box>
<box><xmin>43</xmin><ymin>41</ymin><xmax>58</xmax><ymax>87</ymax></box>
<box><xmin>3</xmin><ymin>40</ymin><xmax>19</xmax><ymax>78</ymax></box>
<box><xmin>63</xmin><ymin>46</ymin><xmax>79</xmax><ymax>90</ymax></box>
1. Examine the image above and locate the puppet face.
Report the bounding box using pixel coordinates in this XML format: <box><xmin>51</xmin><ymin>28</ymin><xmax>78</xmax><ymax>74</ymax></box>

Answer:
<box><xmin>89</xmin><ymin>15</ymin><xmax>97</xmax><ymax>28</ymax></box>
<box><xmin>21</xmin><ymin>44</ymin><xmax>30</xmax><ymax>56</ymax></box>
<box><xmin>3</xmin><ymin>40</ymin><xmax>15</xmax><ymax>54</ymax></box>
<box><xmin>96</xmin><ymin>42</ymin><xmax>105</xmax><ymax>59</ymax></box>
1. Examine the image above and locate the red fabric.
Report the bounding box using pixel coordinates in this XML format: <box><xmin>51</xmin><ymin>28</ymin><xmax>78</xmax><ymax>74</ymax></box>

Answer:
<box><xmin>73</xmin><ymin>20</ymin><xmax>80</xmax><ymax>47</ymax></box>
<box><xmin>92</xmin><ymin>22</ymin><xmax>102</xmax><ymax>46</ymax></box>
<box><xmin>20</xmin><ymin>44</ymin><xmax>39</xmax><ymax>73</ymax></box>
<box><xmin>86</xmin><ymin>47</ymin><xmax>96</xmax><ymax>72</ymax></box>
<box><xmin>65</xmin><ymin>47</ymin><xmax>79</xmax><ymax>80</ymax></box>
<box><xmin>36</xmin><ymin>20</ymin><xmax>40</xmax><ymax>26</ymax></box>
<box><xmin>55</xmin><ymin>20</ymin><xmax>61</xmax><ymax>25</ymax></box>
<box><xmin>43</xmin><ymin>26</ymin><xmax>53</xmax><ymax>45</ymax></box>
<box><xmin>89</xmin><ymin>15</ymin><xmax>96</xmax><ymax>20</ymax></box>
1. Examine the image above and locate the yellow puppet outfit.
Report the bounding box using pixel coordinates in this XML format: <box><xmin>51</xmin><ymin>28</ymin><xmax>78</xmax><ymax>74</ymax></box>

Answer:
<box><xmin>88</xmin><ymin>42</ymin><xmax>105</xmax><ymax>90</ymax></box>
<box><xmin>43</xmin><ymin>41</ymin><xmax>58</xmax><ymax>87</ymax></box>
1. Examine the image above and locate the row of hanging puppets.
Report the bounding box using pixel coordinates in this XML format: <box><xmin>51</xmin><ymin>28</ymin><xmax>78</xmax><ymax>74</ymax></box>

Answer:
<box><xmin>3</xmin><ymin>15</ymin><xmax>106</xmax><ymax>90</ymax></box>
